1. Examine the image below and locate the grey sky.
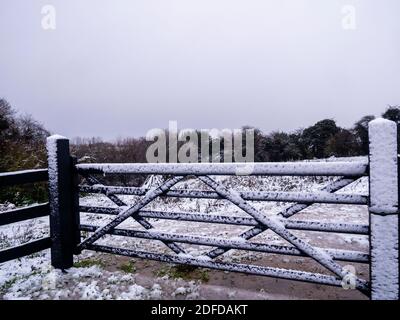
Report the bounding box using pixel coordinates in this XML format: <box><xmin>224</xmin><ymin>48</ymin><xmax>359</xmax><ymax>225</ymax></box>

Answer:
<box><xmin>0</xmin><ymin>0</ymin><xmax>399</xmax><ymax>140</ymax></box>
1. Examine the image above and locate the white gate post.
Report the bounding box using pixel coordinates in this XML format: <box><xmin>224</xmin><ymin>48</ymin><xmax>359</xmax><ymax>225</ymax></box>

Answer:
<box><xmin>368</xmin><ymin>118</ymin><xmax>399</xmax><ymax>300</ymax></box>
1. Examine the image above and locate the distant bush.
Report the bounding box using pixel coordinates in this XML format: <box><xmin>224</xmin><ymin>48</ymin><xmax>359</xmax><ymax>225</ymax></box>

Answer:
<box><xmin>0</xmin><ymin>99</ymin><xmax>49</xmax><ymax>205</ymax></box>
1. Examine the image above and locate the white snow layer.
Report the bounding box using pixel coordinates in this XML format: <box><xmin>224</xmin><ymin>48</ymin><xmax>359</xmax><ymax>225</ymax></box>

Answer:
<box><xmin>371</xmin><ymin>214</ymin><xmax>399</xmax><ymax>300</ymax></box>
<box><xmin>368</xmin><ymin>118</ymin><xmax>398</xmax><ymax>214</ymax></box>
<box><xmin>76</xmin><ymin>161</ymin><xmax>368</xmax><ymax>176</ymax></box>
<box><xmin>46</xmin><ymin>135</ymin><xmax>62</xmax><ymax>217</ymax></box>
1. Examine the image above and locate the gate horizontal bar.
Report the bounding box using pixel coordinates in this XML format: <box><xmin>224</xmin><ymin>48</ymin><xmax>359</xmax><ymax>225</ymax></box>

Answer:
<box><xmin>0</xmin><ymin>203</ymin><xmax>50</xmax><ymax>227</ymax></box>
<box><xmin>0</xmin><ymin>169</ymin><xmax>48</xmax><ymax>187</ymax></box>
<box><xmin>0</xmin><ymin>237</ymin><xmax>51</xmax><ymax>264</ymax></box>
<box><xmin>86</xmin><ymin>244</ymin><xmax>369</xmax><ymax>292</ymax></box>
<box><xmin>76</xmin><ymin>161</ymin><xmax>368</xmax><ymax>177</ymax></box>
<box><xmin>80</xmin><ymin>186</ymin><xmax>368</xmax><ymax>205</ymax></box>
<box><xmin>79</xmin><ymin>206</ymin><xmax>369</xmax><ymax>235</ymax></box>
<box><xmin>80</xmin><ymin>224</ymin><xmax>369</xmax><ymax>263</ymax></box>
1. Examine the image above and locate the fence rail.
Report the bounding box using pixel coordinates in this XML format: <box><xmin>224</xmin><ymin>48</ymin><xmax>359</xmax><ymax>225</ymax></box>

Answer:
<box><xmin>79</xmin><ymin>185</ymin><xmax>368</xmax><ymax>204</ymax></box>
<box><xmin>79</xmin><ymin>206</ymin><xmax>370</xmax><ymax>234</ymax></box>
<box><xmin>0</xmin><ymin>203</ymin><xmax>50</xmax><ymax>226</ymax></box>
<box><xmin>0</xmin><ymin>169</ymin><xmax>48</xmax><ymax>187</ymax></box>
<box><xmin>0</xmin><ymin>238</ymin><xmax>51</xmax><ymax>264</ymax></box>
<box><xmin>0</xmin><ymin>169</ymin><xmax>51</xmax><ymax>263</ymax></box>
<box><xmin>80</xmin><ymin>224</ymin><xmax>369</xmax><ymax>263</ymax></box>
<box><xmin>76</xmin><ymin>161</ymin><xmax>369</xmax><ymax>176</ymax></box>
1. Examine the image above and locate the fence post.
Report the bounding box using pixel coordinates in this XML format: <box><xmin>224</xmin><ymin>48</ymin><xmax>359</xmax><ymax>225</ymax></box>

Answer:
<box><xmin>47</xmin><ymin>135</ymin><xmax>79</xmax><ymax>269</ymax></box>
<box><xmin>368</xmin><ymin>118</ymin><xmax>399</xmax><ymax>300</ymax></box>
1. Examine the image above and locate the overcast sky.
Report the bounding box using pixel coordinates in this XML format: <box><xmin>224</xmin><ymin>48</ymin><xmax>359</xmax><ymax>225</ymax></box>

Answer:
<box><xmin>0</xmin><ymin>1</ymin><xmax>399</xmax><ymax>140</ymax></box>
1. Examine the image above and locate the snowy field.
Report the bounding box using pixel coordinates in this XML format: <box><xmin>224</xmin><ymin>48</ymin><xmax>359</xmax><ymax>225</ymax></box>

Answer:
<box><xmin>0</xmin><ymin>169</ymin><xmax>370</xmax><ymax>300</ymax></box>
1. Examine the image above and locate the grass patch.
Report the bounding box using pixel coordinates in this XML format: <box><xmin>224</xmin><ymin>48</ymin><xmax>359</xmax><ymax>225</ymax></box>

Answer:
<box><xmin>0</xmin><ymin>277</ymin><xmax>18</xmax><ymax>294</ymax></box>
<box><xmin>155</xmin><ymin>264</ymin><xmax>210</xmax><ymax>282</ymax></box>
<box><xmin>0</xmin><ymin>269</ymin><xmax>47</xmax><ymax>296</ymax></box>
<box><xmin>118</xmin><ymin>261</ymin><xmax>136</xmax><ymax>273</ymax></box>
<box><xmin>73</xmin><ymin>258</ymin><xmax>105</xmax><ymax>268</ymax></box>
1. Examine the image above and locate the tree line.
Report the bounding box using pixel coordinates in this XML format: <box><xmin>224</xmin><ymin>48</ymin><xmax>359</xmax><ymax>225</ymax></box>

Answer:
<box><xmin>71</xmin><ymin>108</ymin><xmax>400</xmax><ymax>163</ymax></box>
<box><xmin>1</xmin><ymin>97</ymin><xmax>399</xmax><ymax>204</ymax></box>
<box><xmin>0</xmin><ymin>99</ymin><xmax>49</xmax><ymax>204</ymax></box>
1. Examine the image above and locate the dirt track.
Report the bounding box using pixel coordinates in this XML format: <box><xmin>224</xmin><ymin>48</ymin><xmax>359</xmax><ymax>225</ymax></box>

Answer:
<box><xmin>94</xmin><ymin>251</ymin><xmax>369</xmax><ymax>300</ymax></box>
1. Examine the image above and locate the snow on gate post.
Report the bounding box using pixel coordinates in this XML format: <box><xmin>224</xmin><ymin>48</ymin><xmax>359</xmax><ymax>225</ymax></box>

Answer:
<box><xmin>368</xmin><ymin>118</ymin><xmax>399</xmax><ymax>300</ymax></box>
<box><xmin>47</xmin><ymin>135</ymin><xmax>80</xmax><ymax>270</ymax></box>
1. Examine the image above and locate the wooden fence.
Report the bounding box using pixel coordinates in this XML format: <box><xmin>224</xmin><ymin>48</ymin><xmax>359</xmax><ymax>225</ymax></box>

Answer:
<box><xmin>0</xmin><ymin>169</ymin><xmax>51</xmax><ymax>263</ymax></box>
<box><xmin>0</xmin><ymin>118</ymin><xmax>398</xmax><ymax>300</ymax></box>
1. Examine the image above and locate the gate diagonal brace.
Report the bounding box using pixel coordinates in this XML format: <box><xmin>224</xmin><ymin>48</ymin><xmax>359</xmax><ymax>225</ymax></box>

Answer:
<box><xmin>82</xmin><ymin>174</ymin><xmax>184</xmax><ymax>254</ymax></box>
<box><xmin>77</xmin><ymin>176</ymin><xmax>185</xmax><ymax>251</ymax></box>
<box><xmin>198</xmin><ymin>176</ymin><xmax>368</xmax><ymax>289</ymax></box>
<box><xmin>207</xmin><ymin>177</ymin><xmax>356</xmax><ymax>259</ymax></box>
<box><xmin>83</xmin><ymin>175</ymin><xmax>151</xmax><ymax>227</ymax></box>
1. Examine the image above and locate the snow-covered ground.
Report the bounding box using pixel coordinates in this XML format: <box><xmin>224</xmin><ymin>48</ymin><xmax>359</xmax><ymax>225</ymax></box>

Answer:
<box><xmin>0</xmin><ymin>173</ymin><xmax>370</xmax><ymax>300</ymax></box>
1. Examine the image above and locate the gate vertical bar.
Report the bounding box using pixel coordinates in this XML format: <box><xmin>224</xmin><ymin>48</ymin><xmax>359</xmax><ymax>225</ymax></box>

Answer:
<box><xmin>368</xmin><ymin>118</ymin><xmax>399</xmax><ymax>300</ymax></box>
<box><xmin>47</xmin><ymin>135</ymin><xmax>78</xmax><ymax>269</ymax></box>
<box><xmin>71</xmin><ymin>156</ymin><xmax>81</xmax><ymax>254</ymax></box>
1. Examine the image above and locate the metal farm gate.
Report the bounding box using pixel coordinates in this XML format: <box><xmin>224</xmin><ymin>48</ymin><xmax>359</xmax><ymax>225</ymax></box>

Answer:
<box><xmin>0</xmin><ymin>119</ymin><xmax>399</xmax><ymax>300</ymax></box>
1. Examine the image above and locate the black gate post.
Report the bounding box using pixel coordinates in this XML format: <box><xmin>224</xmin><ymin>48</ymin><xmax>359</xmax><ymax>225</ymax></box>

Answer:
<box><xmin>47</xmin><ymin>135</ymin><xmax>79</xmax><ymax>269</ymax></box>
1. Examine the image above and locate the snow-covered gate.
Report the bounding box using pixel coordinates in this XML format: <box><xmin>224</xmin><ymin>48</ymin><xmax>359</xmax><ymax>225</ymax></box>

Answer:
<box><xmin>2</xmin><ymin>118</ymin><xmax>397</xmax><ymax>299</ymax></box>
